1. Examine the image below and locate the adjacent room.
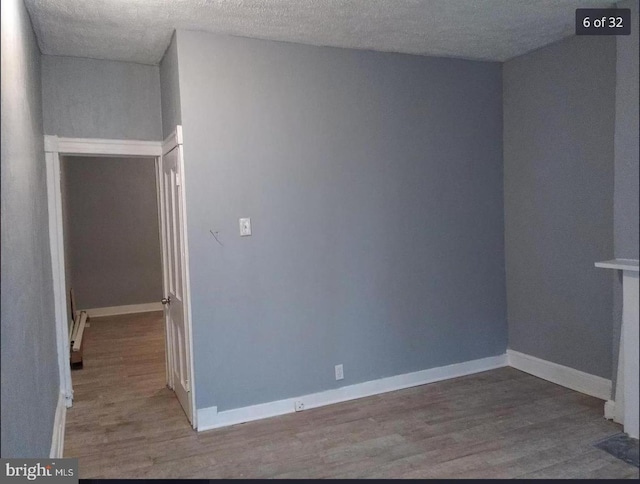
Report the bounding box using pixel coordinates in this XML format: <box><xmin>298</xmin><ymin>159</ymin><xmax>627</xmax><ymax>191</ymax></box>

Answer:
<box><xmin>60</xmin><ymin>155</ymin><xmax>163</xmax><ymax>322</ymax></box>
<box><xmin>1</xmin><ymin>0</ymin><xmax>638</xmax><ymax>479</ymax></box>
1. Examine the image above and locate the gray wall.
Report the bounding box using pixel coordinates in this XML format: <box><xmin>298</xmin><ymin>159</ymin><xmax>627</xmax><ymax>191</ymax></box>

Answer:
<box><xmin>60</xmin><ymin>156</ymin><xmax>163</xmax><ymax>310</ymax></box>
<box><xmin>1</xmin><ymin>0</ymin><xmax>59</xmax><ymax>457</ymax></box>
<box><xmin>504</xmin><ymin>35</ymin><xmax>616</xmax><ymax>378</ymax></box>
<box><xmin>159</xmin><ymin>33</ymin><xmax>182</xmax><ymax>139</ymax></box>
<box><xmin>175</xmin><ymin>30</ymin><xmax>507</xmax><ymax>412</ymax></box>
<box><xmin>614</xmin><ymin>0</ymin><xmax>639</xmax><ymax>260</ymax></box>
<box><xmin>41</xmin><ymin>55</ymin><xmax>162</xmax><ymax>140</ymax></box>
<box><xmin>611</xmin><ymin>0</ymin><xmax>639</xmax><ymax>393</ymax></box>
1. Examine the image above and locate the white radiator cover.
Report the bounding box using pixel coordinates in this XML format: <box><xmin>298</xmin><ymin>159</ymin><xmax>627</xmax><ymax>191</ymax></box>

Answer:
<box><xmin>596</xmin><ymin>259</ymin><xmax>639</xmax><ymax>439</ymax></box>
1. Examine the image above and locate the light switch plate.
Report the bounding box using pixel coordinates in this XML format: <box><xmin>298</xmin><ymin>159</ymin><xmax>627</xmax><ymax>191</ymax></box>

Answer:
<box><xmin>239</xmin><ymin>218</ymin><xmax>251</xmax><ymax>236</ymax></box>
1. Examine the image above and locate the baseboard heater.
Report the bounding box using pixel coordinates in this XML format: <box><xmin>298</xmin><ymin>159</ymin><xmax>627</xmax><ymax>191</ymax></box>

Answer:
<box><xmin>69</xmin><ymin>288</ymin><xmax>87</xmax><ymax>369</ymax></box>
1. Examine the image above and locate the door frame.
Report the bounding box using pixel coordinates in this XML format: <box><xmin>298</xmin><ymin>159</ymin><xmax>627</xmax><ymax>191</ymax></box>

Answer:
<box><xmin>44</xmin><ymin>128</ymin><xmax>197</xmax><ymax>428</ymax></box>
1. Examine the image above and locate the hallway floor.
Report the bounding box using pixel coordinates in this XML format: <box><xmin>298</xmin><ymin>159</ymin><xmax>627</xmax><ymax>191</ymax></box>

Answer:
<box><xmin>64</xmin><ymin>312</ymin><xmax>638</xmax><ymax>479</ymax></box>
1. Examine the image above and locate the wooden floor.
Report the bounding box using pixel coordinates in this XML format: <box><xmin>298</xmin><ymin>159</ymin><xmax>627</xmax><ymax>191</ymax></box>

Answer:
<box><xmin>65</xmin><ymin>312</ymin><xmax>638</xmax><ymax>479</ymax></box>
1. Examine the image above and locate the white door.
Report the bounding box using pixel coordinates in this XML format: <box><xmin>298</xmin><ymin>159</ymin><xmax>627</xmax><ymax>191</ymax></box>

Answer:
<box><xmin>160</xmin><ymin>144</ymin><xmax>193</xmax><ymax>424</ymax></box>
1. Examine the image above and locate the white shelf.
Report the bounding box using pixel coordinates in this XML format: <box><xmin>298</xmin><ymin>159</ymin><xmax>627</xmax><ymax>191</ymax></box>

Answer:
<box><xmin>594</xmin><ymin>259</ymin><xmax>639</xmax><ymax>272</ymax></box>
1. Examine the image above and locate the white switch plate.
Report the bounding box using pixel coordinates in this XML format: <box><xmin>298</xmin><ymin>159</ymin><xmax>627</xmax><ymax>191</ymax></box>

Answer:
<box><xmin>335</xmin><ymin>364</ymin><xmax>344</xmax><ymax>381</ymax></box>
<box><xmin>239</xmin><ymin>218</ymin><xmax>251</xmax><ymax>236</ymax></box>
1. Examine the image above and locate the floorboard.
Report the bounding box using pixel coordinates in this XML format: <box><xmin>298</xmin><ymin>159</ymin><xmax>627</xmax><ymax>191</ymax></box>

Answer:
<box><xmin>64</xmin><ymin>312</ymin><xmax>638</xmax><ymax>479</ymax></box>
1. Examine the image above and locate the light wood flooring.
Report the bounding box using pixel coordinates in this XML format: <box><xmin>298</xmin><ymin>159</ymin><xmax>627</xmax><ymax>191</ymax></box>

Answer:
<box><xmin>64</xmin><ymin>311</ymin><xmax>639</xmax><ymax>479</ymax></box>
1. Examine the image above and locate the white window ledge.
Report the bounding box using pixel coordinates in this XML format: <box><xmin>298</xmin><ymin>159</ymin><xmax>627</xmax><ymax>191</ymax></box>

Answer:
<box><xmin>594</xmin><ymin>259</ymin><xmax>639</xmax><ymax>272</ymax></box>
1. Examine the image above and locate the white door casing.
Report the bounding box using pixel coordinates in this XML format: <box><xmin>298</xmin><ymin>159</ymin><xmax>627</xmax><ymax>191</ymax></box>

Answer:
<box><xmin>44</xmin><ymin>149</ymin><xmax>74</xmax><ymax>408</ymax></box>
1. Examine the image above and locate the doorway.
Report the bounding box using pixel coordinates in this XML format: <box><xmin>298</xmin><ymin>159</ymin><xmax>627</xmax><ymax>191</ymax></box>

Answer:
<box><xmin>60</xmin><ymin>155</ymin><xmax>163</xmax><ymax>319</ymax></box>
<box><xmin>44</xmin><ymin>131</ymin><xmax>196</xmax><ymax>435</ymax></box>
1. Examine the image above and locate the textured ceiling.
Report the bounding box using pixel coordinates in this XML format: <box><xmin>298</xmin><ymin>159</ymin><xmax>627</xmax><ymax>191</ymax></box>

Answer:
<box><xmin>25</xmin><ymin>0</ymin><xmax>611</xmax><ymax>65</ymax></box>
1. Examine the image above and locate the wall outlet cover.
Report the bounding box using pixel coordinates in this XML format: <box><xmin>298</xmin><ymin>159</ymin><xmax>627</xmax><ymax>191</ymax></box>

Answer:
<box><xmin>294</xmin><ymin>401</ymin><xmax>304</xmax><ymax>412</ymax></box>
<box><xmin>335</xmin><ymin>364</ymin><xmax>344</xmax><ymax>380</ymax></box>
<box><xmin>239</xmin><ymin>218</ymin><xmax>251</xmax><ymax>236</ymax></box>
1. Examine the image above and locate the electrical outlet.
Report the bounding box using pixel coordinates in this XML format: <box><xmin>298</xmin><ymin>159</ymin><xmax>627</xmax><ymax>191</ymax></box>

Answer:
<box><xmin>294</xmin><ymin>401</ymin><xmax>305</xmax><ymax>412</ymax></box>
<box><xmin>335</xmin><ymin>364</ymin><xmax>344</xmax><ymax>381</ymax></box>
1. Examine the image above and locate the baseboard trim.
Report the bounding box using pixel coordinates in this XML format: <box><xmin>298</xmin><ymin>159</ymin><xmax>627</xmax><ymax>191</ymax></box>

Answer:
<box><xmin>507</xmin><ymin>349</ymin><xmax>611</xmax><ymax>401</ymax></box>
<box><xmin>50</xmin><ymin>392</ymin><xmax>66</xmax><ymax>458</ymax></box>
<box><xmin>83</xmin><ymin>302</ymin><xmax>163</xmax><ymax>318</ymax></box>
<box><xmin>197</xmin><ymin>353</ymin><xmax>508</xmax><ymax>432</ymax></box>
<box><xmin>604</xmin><ymin>399</ymin><xmax>624</xmax><ymax>424</ymax></box>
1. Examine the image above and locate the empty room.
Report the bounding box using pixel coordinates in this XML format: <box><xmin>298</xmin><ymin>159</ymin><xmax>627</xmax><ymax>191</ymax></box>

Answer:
<box><xmin>1</xmin><ymin>0</ymin><xmax>638</xmax><ymax>480</ymax></box>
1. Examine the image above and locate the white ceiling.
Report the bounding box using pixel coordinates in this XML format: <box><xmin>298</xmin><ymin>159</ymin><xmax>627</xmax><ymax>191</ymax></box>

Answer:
<box><xmin>25</xmin><ymin>0</ymin><xmax>611</xmax><ymax>65</ymax></box>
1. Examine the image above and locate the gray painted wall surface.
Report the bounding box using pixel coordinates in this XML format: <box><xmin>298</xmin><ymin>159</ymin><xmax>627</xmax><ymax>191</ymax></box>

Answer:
<box><xmin>504</xmin><ymin>35</ymin><xmax>616</xmax><ymax>378</ymax></box>
<box><xmin>613</xmin><ymin>0</ymin><xmax>639</xmax><ymax>260</ymax></box>
<box><xmin>175</xmin><ymin>30</ymin><xmax>506</xmax><ymax>412</ymax></box>
<box><xmin>159</xmin><ymin>33</ymin><xmax>182</xmax><ymax>139</ymax></box>
<box><xmin>60</xmin><ymin>156</ymin><xmax>163</xmax><ymax>310</ymax></box>
<box><xmin>611</xmin><ymin>0</ymin><xmax>639</xmax><ymax>393</ymax></box>
<box><xmin>1</xmin><ymin>0</ymin><xmax>59</xmax><ymax>457</ymax></box>
<box><xmin>41</xmin><ymin>55</ymin><xmax>162</xmax><ymax>140</ymax></box>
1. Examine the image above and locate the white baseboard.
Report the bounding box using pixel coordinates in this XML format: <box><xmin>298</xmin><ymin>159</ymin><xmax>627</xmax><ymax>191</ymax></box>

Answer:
<box><xmin>604</xmin><ymin>399</ymin><xmax>624</xmax><ymax>424</ymax></box>
<box><xmin>83</xmin><ymin>302</ymin><xmax>163</xmax><ymax>318</ymax></box>
<box><xmin>50</xmin><ymin>392</ymin><xmax>66</xmax><ymax>458</ymax></box>
<box><xmin>197</xmin><ymin>353</ymin><xmax>508</xmax><ymax>432</ymax></box>
<box><xmin>507</xmin><ymin>349</ymin><xmax>611</xmax><ymax>401</ymax></box>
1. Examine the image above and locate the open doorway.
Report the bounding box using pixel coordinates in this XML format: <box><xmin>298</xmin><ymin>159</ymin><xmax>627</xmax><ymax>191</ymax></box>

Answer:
<box><xmin>44</xmin><ymin>132</ymin><xmax>197</xmax><ymax>442</ymax></box>
<box><xmin>60</xmin><ymin>155</ymin><xmax>163</xmax><ymax>321</ymax></box>
<box><xmin>59</xmin><ymin>154</ymin><xmax>167</xmax><ymax>387</ymax></box>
